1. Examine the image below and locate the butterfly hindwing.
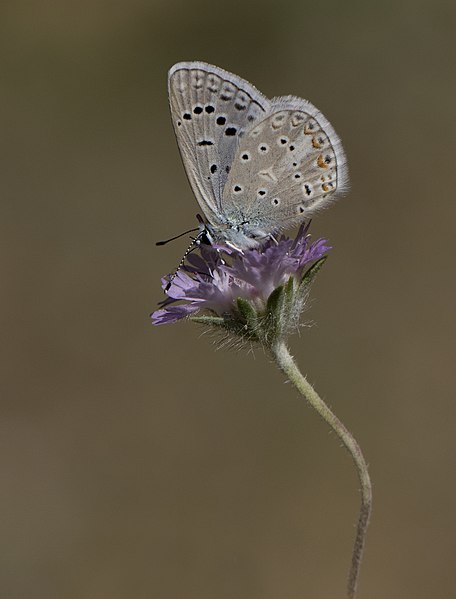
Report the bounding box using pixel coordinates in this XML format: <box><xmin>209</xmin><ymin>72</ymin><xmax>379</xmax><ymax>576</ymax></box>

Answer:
<box><xmin>221</xmin><ymin>96</ymin><xmax>348</xmax><ymax>233</ymax></box>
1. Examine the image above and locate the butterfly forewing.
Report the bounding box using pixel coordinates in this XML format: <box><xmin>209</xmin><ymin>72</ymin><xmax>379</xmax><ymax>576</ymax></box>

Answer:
<box><xmin>168</xmin><ymin>62</ymin><xmax>271</xmax><ymax>225</ymax></box>
<box><xmin>222</xmin><ymin>97</ymin><xmax>348</xmax><ymax>232</ymax></box>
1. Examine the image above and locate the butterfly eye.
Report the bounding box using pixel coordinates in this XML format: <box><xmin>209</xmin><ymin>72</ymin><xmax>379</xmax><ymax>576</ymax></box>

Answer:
<box><xmin>197</xmin><ymin>232</ymin><xmax>212</xmax><ymax>245</ymax></box>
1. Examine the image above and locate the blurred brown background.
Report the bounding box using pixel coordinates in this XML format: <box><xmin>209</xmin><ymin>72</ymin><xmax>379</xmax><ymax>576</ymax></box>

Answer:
<box><xmin>1</xmin><ymin>1</ymin><xmax>455</xmax><ymax>598</ymax></box>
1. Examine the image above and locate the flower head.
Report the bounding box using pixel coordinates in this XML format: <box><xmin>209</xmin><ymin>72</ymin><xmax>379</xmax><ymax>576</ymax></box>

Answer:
<box><xmin>152</xmin><ymin>223</ymin><xmax>331</xmax><ymax>346</ymax></box>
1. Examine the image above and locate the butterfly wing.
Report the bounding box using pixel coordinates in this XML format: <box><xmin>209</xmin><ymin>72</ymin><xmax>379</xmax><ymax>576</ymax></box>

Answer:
<box><xmin>168</xmin><ymin>62</ymin><xmax>271</xmax><ymax>226</ymax></box>
<box><xmin>221</xmin><ymin>96</ymin><xmax>349</xmax><ymax>233</ymax></box>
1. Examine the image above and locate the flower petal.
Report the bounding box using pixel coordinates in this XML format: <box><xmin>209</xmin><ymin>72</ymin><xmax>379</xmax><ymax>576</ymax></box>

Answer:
<box><xmin>151</xmin><ymin>223</ymin><xmax>330</xmax><ymax>327</ymax></box>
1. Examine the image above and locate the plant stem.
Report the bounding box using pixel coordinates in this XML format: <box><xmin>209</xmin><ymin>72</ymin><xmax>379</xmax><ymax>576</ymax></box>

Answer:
<box><xmin>271</xmin><ymin>340</ymin><xmax>372</xmax><ymax>599</ymax></box>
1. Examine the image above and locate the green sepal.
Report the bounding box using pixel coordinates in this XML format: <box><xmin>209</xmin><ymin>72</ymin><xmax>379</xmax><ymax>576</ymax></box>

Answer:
<box><xmin>190</xmin><ymin>310</ymin><xmax>258</xmax><ymax>341</ymax></box>
<box><xmin>234</xmin><ymin>297</ymin><xmax>260</xmax><ymax>341</ymax></box>
<box><xmin>266</xmin><ymin>284</ymin><xmax>285</xmax><ymax>316</ymax></box>
<box><xmin>298</xmin><ymin>256</ymin><xmax>327</xmax><ymax>294</ymax></box>
<box><xmin>274</xmin><ymin>277</ymin><xmax>295</xmax><ymax>329</ymax></box>
<box><xmin>283</xmin><ymin>276</ymin><xmax>295</xmax><ymax>314</ymax></box>
<box><xmin>236</xmin><ymin>297</ymin><xmax>257</xmax><ymax>325</ymax></box>
<box><xmin>265</xmin><ymin>284</ymin><xmax>285</xmax><ymax>342</ymax></box>
<box><xmin>189</xmin><ymin>315</ymin><xmax>226</xmax><ymax>328</ymax></box>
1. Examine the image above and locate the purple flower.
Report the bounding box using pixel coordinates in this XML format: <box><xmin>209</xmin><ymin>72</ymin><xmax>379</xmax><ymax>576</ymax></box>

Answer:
<box><xmin>152</xmin><ymin>223</ymin><xmax>331</xmax><ymax>338</ymax></box>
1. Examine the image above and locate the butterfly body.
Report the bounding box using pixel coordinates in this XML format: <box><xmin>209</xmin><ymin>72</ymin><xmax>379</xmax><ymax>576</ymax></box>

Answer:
<box><xmin>168</xmin><ymin>62</ymin><xmax>348</xmax><ymax>250</ymax></box>
<box><xmin>197</xmin><ymin>219</ymin><xmax>274</xmax><ymax>251</ymax></box>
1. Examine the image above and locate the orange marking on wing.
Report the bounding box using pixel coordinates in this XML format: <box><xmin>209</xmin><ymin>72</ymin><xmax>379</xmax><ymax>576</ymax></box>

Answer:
<box><xmin>304</xmin><ymin>123</ymin><xmax>315</xmax><ymax>135</ymax></box>
<box><xmin>317</xmin><ymin>155</ymin><xmax>328</xmax><ymax>169</ymax></box>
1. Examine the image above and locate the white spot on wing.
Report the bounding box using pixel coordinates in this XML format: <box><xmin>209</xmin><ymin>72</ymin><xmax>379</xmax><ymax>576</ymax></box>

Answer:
<box><xmin>258</xmin><ymin>167</ymin><xmax>278</xmax><ymax>183</ymax></box>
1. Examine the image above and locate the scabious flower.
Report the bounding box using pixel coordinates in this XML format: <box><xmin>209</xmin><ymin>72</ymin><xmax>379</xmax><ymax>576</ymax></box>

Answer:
<box><xmin>152</xmin><ymin>223</ymin><xmax>330</xmax><ymax>347</ymax></box>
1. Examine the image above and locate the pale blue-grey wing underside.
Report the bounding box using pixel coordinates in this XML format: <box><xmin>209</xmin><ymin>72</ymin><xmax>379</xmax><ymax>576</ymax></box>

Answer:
<box><xmin>221</xmin><ymin>96</ymin><xmax>349</xmax><ymax>233</ymax></box>
<box><xmin>168</xmin><ymin>62</ymin><xmax>271</xmax><ymax>225</ymax></box>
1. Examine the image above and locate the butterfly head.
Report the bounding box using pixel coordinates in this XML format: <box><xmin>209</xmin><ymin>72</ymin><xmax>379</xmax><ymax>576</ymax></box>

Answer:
<box><xmin>198</xmin><ymin>219</ymin><xmax>273</xmax><ymax>252</ymax></box>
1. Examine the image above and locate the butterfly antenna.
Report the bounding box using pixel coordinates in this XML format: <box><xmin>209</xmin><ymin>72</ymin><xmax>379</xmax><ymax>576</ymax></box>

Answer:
<box><xmin>156</xmin><ymin>226</ymin><xmax>199</xmax><ymax>246</ymax></box>
<box><xmin>164</xmin><ymin>233</ymin><xmax>203</xmax><ymax>291</ymax></box>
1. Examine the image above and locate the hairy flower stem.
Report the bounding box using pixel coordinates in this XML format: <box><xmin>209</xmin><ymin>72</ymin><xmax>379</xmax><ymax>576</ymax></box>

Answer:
<box><xmin>271</xmin><ymin>340</ymin><xmax>372</xmax><ymax>599</ymax></box>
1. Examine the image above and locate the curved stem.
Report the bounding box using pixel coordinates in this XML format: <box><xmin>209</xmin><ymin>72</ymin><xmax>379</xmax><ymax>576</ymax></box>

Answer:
<box><xmin>271</xmin><ymin>340</ymin><xmax>372</xmax><ymax>599</ymax></box>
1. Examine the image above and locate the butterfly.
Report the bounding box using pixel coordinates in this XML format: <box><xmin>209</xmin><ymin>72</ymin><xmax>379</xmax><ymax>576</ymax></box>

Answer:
<box><xmin>168</xmin><ymin>61</ymin><xmax>348</xmax><ymax>252</ymax></box>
